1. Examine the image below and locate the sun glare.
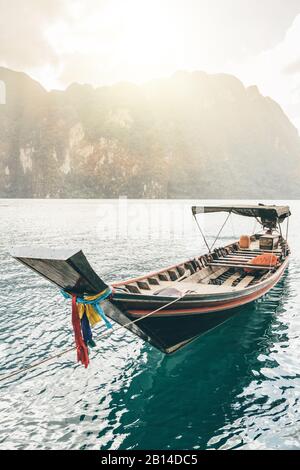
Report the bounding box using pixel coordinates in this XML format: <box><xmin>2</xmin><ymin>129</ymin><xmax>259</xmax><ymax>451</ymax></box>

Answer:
<box><xmin>45</xmin><ymin>0</ymin><xmax>196</xmax><ymax>86</ymax></box>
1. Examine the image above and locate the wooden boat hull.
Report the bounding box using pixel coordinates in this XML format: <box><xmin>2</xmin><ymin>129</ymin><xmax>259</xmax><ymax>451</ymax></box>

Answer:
<box><xmin>104</xmin><ymin>258</ymin><xmax>289</xmax><ymax>353</ymax></box>
<box><xmin>104</xmin><ymin>300</ymin><xmax>240</xmax><ymax>353</ymax></box>
<box><xmin>11</xmin><ymin>225</ymin><xmax>290</xmax><ymax>356</ymax></box>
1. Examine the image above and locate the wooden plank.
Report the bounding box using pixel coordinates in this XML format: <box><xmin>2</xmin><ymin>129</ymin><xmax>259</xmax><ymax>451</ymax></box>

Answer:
<box><xmin>239</xmin><ymin>249</ymin><xmax>281</xmax><ymax>254</ymax></box>
<box><xmin>218</xmin><ymin>251</ymin><xmax>281</xmax><ymax>268</ymax></box>
<box><xmin>201</xmin><ymin>267</ymin><xmax>229</xmax><ymax>284</ymax></box>
<box><xmin>208</xmin><ymin>262</ymin><xmax>274</xmax><ymax>271</ymax></box>
<box><xmin>211</xmin><ymin>259</ymin><xmax>277</xmax><ymax>268</ymax></box>
<box><xmin>222</xmin><ymin>273</ymin><xmax>241</xmax><ymax>286</ymax></box>
<box><xmin>10</xmin><ymin>247</ymin><xmax>108</xmax><ymax>295</ymax></box>
<box><xmin>210</xmin><ymin>259</ymin><xmax>253</xmax><ymax>265</ymax></box>
<box><xmin>225</xmin><ymin>253</ymin><xmax>256</xmax><ymax>257</ymax></box>
<box><xmin>223</xmin><ymin>258</ymin><xmax>255</xmax><ymax>263</ymax></box>
<box><xmin>237</xmin><ymin>250</ymin><xmax>282</xmax><ymax>256</ymax></box>
<box><xmin>223</xmin><ymin>255</ymin><xmax>255</xmax><ymax>261</ymax></box>
<box><xmin>211</xmin><ymin>267</ymin><xmax>230</xmax><ymax>278</ymax></box>
<box><xmin>234</xmin><ymin>276</ymin><xmax>255</xmax><ymax>289</ymax></box>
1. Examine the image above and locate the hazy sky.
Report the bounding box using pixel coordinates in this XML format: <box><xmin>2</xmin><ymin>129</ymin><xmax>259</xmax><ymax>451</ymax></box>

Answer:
<box><xmin>1</xmin><ymin>0</ymin><xmax>300</xmax><ymax>129</ymax></box>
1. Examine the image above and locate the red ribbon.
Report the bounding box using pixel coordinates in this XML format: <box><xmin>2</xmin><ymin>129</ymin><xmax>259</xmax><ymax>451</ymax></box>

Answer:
<box><xmin>71</xmin><ymin>295</ymin><xmax>89</xmax><ymax>368</ymax></box>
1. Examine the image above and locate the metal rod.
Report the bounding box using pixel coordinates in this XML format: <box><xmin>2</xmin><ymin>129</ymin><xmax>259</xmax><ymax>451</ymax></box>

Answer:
<box><xmin>210</xmin><ymin>211</ymin><xmax>232</xmax><ymax>252</ymax></box>
<box><xmin>193</xmin><ymin>214</ymin><xmax>211</xmax><ymax>253</ymax></box>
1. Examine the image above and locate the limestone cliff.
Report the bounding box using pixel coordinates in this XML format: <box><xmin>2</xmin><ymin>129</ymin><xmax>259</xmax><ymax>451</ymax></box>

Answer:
<box><xmin>0</xmin><ymin>67</ymin><xmax>299</xmax><ymax>198</ymax></box>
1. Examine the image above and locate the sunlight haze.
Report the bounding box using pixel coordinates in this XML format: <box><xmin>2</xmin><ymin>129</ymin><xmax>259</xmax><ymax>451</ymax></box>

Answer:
<box><xmin>1</xmin><ymin>0</ymin><xmax>300</xmax><ymax>129</ymax></box>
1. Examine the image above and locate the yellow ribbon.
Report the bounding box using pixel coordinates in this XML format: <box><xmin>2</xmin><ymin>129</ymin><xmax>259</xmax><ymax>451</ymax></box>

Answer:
<box><xmin>77</xmin><ymin>290</ymin><xmax>109</xmax><ymax>327</ymax></box>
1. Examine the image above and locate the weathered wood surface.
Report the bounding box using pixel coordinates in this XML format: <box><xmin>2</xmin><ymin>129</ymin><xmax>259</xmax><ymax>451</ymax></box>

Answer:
<box><xmin>208</xmin><ymin>262</ymin><xmax>274</xmax><ymax>271</ymax></box>
<box><xmin>11</xmin><ymin>247</ymin><xmax>108</xmax><ymax>295</ymax></box>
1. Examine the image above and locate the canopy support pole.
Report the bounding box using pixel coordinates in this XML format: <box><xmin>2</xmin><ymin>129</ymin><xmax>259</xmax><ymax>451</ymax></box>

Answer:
<box><xmin>193</xmin><ymin>213</ymin><xmax>211</xmax><ymax>253</ymax></box>
<box><xmin>286</xmin><ymin>214</ymin><xmax>290</xmax><ymax>241</ymax></box>
<box><xmin>209</xmin><ymin>211</ymin><xmax>232</xmax><ymax>252</ymax></box>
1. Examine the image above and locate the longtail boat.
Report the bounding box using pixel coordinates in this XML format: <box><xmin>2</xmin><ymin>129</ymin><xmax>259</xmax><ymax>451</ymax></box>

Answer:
<box><xmin>11</xmin><ymin>204</ymin><xmax>291</xmax><ymax>356</ymax></box>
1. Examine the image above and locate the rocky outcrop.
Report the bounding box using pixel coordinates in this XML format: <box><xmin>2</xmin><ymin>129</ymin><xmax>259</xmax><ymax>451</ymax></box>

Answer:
<box><xmin>0</xmin><ymin>67</ymin><xmax>300</xmax><ymax>198</ymax></box>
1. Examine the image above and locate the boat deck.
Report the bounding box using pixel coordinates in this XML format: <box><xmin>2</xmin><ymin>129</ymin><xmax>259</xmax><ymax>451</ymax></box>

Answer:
<box><xmin>113</xmin><ymin>238</ymin><xmax>284</xmax><ymax>297</ymax></box>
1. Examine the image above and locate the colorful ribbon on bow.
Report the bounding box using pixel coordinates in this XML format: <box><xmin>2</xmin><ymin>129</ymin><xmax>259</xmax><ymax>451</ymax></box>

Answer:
<box><xmin>62</xmin><ymin>287</ymin><xmax>113</xmax><ymax>368</ymax></box>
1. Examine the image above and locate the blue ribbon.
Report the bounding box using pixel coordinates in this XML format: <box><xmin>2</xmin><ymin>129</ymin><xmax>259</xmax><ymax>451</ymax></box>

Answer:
<box><xmin>81</xmin><ymin>311</ymin><xmax>94</xmax><ymax>346</ymax></box>
<box><xmin>61</xmin><ymin>287</ymin><xmax>113</xmax><ymax>329</ymax></box>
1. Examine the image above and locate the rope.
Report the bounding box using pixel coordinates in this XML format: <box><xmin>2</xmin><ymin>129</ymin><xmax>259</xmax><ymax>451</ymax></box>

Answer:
<box><xmin>0</xmin><ymin>290</ymin><xmax>189</xmax><ymax>384</ymax></box>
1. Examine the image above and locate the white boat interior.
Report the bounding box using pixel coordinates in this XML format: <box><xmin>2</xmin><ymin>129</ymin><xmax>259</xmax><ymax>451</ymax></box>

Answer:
<box><xmin>113</xmin><ymin>235</ymin><xmax>287</xmax><ymax>297</ymax></box>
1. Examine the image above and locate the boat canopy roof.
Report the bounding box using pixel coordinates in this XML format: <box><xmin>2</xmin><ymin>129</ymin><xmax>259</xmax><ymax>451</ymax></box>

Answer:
<box><xmin>192</xmin><ymin>204</ymin><xmax>291</xmax><ymax>223</ymax></box>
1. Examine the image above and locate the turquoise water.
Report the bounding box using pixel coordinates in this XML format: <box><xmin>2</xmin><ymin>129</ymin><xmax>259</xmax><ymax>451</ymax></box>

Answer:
<box><xmin>0</xmin><ymin>199</ymin><xmax>299</xmax><ymax>450</ymax></box>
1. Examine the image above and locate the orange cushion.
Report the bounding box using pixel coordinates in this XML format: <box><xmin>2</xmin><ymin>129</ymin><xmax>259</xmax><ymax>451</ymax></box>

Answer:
<box><xmin>244</xmin><ymin>253</ymin><xmax>278</xmax><ymax>272</ymax></box>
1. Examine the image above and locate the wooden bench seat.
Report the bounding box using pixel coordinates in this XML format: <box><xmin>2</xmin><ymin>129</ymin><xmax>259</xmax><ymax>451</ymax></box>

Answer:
<box><xmin>208</xmin><ymin>262</ymin><xmax>274</xmax><ymax>271</ymax></box>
